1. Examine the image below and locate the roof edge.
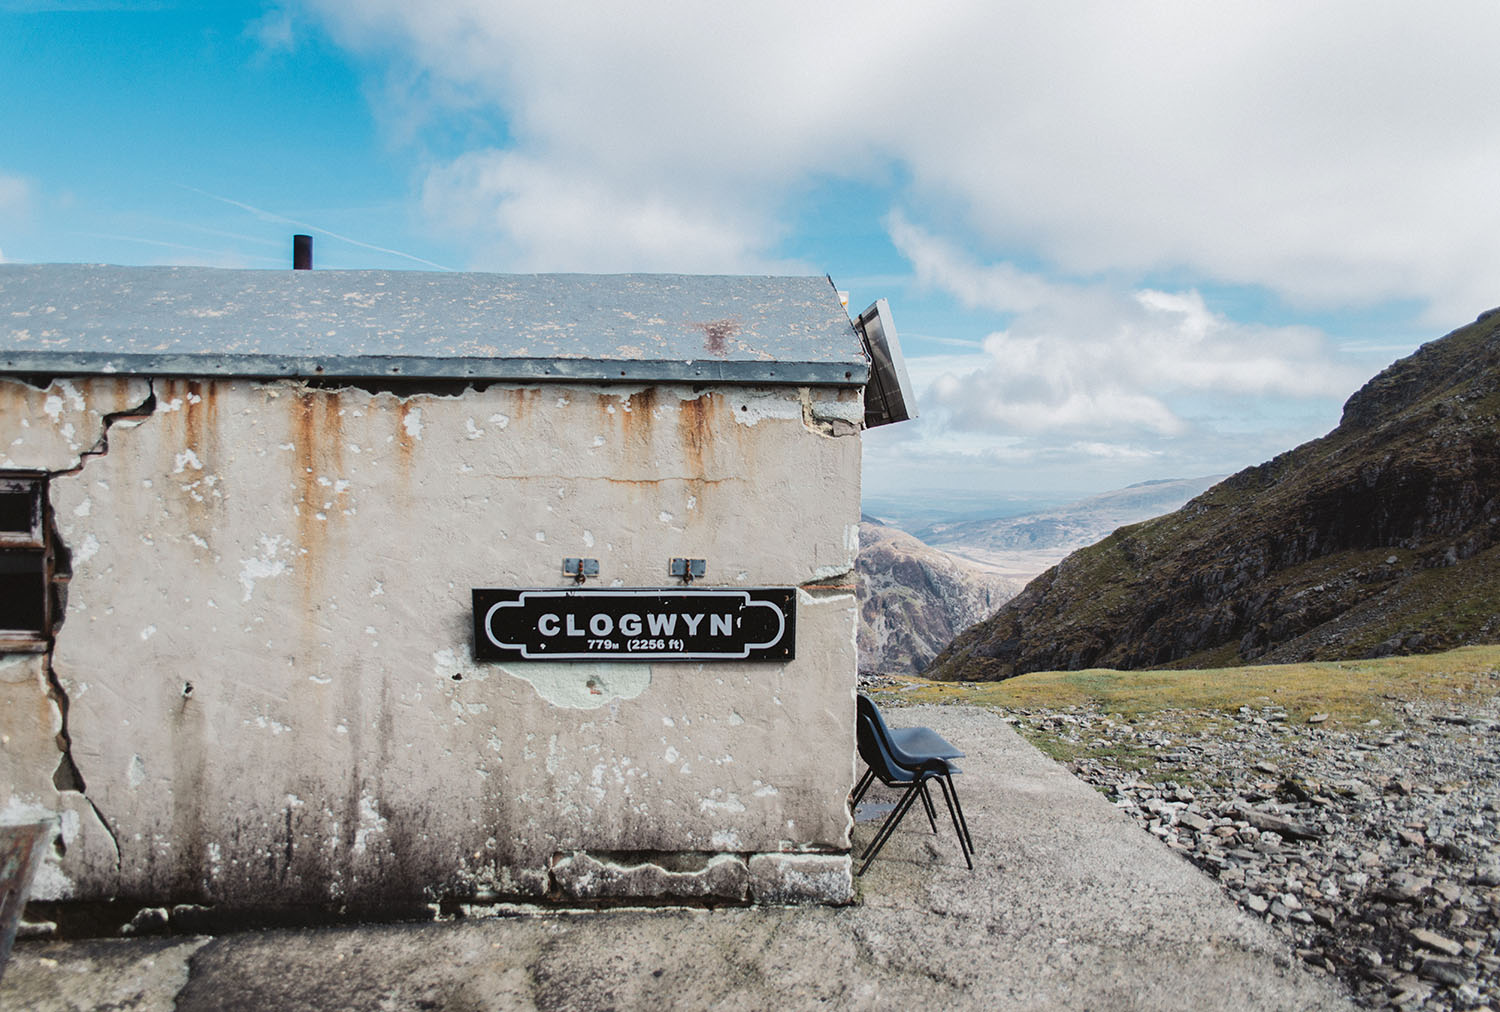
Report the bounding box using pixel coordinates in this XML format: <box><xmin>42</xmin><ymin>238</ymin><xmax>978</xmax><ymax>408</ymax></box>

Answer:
<box><xmin>0</xmin><ymin>351</ymin><xmax>870</xmax><ymax>387</ymax></box>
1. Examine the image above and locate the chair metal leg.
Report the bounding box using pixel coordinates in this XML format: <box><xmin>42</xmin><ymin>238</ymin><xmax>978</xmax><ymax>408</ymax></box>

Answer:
<box><xmin>935</xmin><ymin>775</ymin><xmax>973</xmax><ymax>870</ymax></box>
<box><xmin>850</xmin><ymin>767</ymin><xmax>875</xmax><ymax>809</ymax></box>
<box><xmin>857</xmin><ymin>780</ymin><xmax>925</xmax><ymax>875</ymax></box>
<box><xmin>943</xmin><ymin>772</ymin><xmax>974</xmax><ymax>854</ymax></box>
<box><xmin>917</xmin><ymin>780</ymin><xmax>939</xmax><ymax>833</ymax></box>
<box><xmin>852</xmin><ymin>768</ymin><xmax>936</xmax><ymax>834</ymax></box>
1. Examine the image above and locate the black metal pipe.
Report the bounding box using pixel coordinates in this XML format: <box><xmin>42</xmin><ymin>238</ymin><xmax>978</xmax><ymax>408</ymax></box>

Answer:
<box><xmin>293</xmin><ymin>234</ymin><xmax>312</xmax><ymax>270</ymax></box>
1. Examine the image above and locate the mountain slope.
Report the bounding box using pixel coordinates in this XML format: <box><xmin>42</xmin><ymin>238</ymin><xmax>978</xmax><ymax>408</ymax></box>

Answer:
<box><xmin>925</xmin><ymin>308</ymin><xmax>1500</xmax><ymax>681</ymax></box>
<box><xmin>857</xmin><ymin>519</ymin><xmax>1021</xmax><ymax>676</ymax></box>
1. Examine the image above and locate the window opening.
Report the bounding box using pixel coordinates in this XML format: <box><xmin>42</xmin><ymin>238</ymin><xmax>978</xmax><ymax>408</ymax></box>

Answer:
<box><xmin>0</xmin><ymin>473</ymin><xmax>53</xmax><ymax>651</ymax></box>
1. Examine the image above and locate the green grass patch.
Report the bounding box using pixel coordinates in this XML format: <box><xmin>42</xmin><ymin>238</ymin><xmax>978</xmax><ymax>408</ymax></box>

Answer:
<box><xmin>874</xmin><ymin>646</ymin><xmax>1500</xmax><ymax>795</ymax></box>
<box><xmin>878</xmin><ymin>644</ymin><xmax>1500</xmax><ymax>730</ymax></box>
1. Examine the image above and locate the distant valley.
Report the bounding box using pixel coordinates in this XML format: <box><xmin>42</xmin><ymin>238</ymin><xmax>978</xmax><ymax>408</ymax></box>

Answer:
<box><xmin>856</xmin><ymin>476</ymin><xmax>1220</xmax><ymax>674</ymax></box>
<box><xmin>912</xmin><ymin>476</ymin><xmax>1223</xmax><ymax>584</ymax></box>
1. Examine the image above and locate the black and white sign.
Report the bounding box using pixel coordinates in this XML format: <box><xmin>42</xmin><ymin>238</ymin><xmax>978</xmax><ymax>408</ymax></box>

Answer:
<box><xmin>472</xmin><ymin>587</ymin><xmax>795</xmax><ymax>662</ymax></box>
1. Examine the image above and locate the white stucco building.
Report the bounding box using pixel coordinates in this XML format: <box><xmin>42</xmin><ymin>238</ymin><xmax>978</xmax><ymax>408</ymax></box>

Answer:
<box><xmin>0</xmin><ymin>264</ymin><xmax>899</xmax><ymax>927</ymax></box>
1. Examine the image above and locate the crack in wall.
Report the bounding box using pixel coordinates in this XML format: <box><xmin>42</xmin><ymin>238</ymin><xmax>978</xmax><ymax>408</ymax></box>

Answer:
<box><xmin>42</xmin><ymin>656</ymin><xmax>121</xmax><ymax>869</ymax></box>
<box><xmin>51</xmin><ymin>380</ymin><xmax>158</xmax><ymax>481</ymax></box>
<box><xmin>301</xmin><ymin>376</ymin><xmax>496</xmax><ymax>399</ymax></box>
<box><xmin>798</xmin><ymin>389</ymin><xmax>863</xmax><ymax>438</ymax></box>
<box><xmin>39</xmin><ymin>379</ymin><xmax>157</xmax><ymax>884</ymax></box>
<box><xmin>798</xmin><ymin>578</ymin><xmax>856</xmax><ymax>596</ymax></box>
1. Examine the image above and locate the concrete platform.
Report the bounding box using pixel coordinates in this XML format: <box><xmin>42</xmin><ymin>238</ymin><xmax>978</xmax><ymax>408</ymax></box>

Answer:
<box><xmin>2</xmin><ymin>704</ymin><xmax>1357</xmax><ymax>1010</ymax></box>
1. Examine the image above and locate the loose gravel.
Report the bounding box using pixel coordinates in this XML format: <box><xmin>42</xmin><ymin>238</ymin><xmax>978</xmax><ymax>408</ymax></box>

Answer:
<box><xmin>1000</xmin><ymin>696</ymin><xmax>1500</xmax><ymax>1012</ymax></box>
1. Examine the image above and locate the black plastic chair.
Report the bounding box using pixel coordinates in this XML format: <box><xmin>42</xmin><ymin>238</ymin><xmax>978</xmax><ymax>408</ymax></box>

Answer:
<box><xmin>858</xmin><ymin>693</ymin><xmax>972</xmax><ymax>860</ymax></box>
<box><xmin>851</xmin><ymin>701</ymin><xmax>965</xmax><ymax>811</ymax></box>
<box><xmin>852</xmin><ymin>694</ymin><xmax>974</xmax><ymax>874</ymax></box>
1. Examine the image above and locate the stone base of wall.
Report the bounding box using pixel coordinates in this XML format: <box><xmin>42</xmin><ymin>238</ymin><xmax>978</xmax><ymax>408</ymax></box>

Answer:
<box><xmin>24</xmin><ymin>850</ymin><xmax>855</xmax><ymax>937</ymax></box>
<box><xmin>746</xmin><ymin>852</ymin><xmax>854</xmax><ymax>905</ymax></box>
<box><xmin>549</xmin><ymin>850</ymin><xmax>852</xmax><ymax>905</ymax></box>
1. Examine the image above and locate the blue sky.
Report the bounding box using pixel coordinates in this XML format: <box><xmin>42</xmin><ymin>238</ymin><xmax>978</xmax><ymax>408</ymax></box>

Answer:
<box><xmin>4</xmin><ymin>2</ymin><xmax>1499</xmax><ymax>508</ymax></box>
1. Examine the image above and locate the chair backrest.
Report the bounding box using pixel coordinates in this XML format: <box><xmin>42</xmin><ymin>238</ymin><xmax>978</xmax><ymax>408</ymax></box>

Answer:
<box><xmin>855</xmin><ymin>706</ymin><xmax>910</xmax><ymax>783</ymax></box>
<box><xmin>858</xmin><ymin>693</ymin><xmax>944</xmax><ymax>781</ymax></box>
<box><xmin>856</xmin><ymin>692</ymin><xmax>888</xmax><ymax>734</ymax></box>
<box><xmin>857</xmin><ymin>693</ymin><xmax>924</xmax><ymax>768</ymax></box>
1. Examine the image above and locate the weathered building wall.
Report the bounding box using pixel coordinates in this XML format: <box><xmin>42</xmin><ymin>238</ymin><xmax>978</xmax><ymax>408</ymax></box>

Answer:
<box><xmin>0</xmin><ymin>377</ymin><xmax>153</xmax><ymax>903</ymax></box>
<box><xmin>1</xmin><ymin>374</ymin><xmax>863</xmax><ymax>911</ymax></box>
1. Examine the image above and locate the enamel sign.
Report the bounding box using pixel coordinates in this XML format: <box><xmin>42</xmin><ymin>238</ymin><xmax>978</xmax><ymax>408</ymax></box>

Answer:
<box><xmin>472</xmin><ymin>588</ymin><xmax>796</xmax><ymax>662</ymax></box>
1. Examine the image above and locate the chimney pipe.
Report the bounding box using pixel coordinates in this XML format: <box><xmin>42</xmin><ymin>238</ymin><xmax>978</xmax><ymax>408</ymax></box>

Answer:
<box><xmin>293</xmin><ymin>234</ymin><xmax>312</xmax><ymax>270</ymax></box>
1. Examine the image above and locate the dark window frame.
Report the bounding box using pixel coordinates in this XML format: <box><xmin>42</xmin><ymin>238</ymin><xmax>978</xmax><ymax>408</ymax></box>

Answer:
<box><xmin>0</xmin><ymin>472</ymin><xmax>54</xmax><ymax>652</ymax></box>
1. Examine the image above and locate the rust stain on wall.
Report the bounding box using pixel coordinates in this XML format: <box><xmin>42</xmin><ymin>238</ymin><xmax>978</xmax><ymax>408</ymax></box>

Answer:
<box><xmin>183</xmin><ymin>381</ymin><xmax>210</xmax><ymax>460</ymax></box>
<box><xmin>507</xmin><ymin>387</ymin><xmax>542</xmax><ymax>429</ymax></box>
<box><xmin>112</xmin><ymin>375</ymin><xmax>135</xmax><ymax>410</ymax></box>
<box><xmin>291</xmin><ymin>388</ymin><xmax>345</xmax><ymax>603</ymax></box>
<box><xmin>293</xmin><ymin>391</ymin><xmax>321</xmax><ymax>594</ymax></box>
<box><xmin>395</xmin><ymin>399</ymin><xmax>416</xmax><ymax>481</ymax></box>
<box><xmin>677</xmin><ymin>393</ymin><xmax>715</xmax><ymax>478</ymax></box>
<box><xmin>150</xmin><ymin>379</ymin><xmax>225</xmax><ymax>535</ymax></box>
<box><xmin>621</xmin><ymin>388</ymin><xmax>657</xmax><ymax>451</ymax></box>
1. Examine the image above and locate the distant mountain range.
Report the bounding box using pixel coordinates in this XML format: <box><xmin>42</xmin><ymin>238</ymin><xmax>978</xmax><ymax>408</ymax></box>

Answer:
<box><xmin>926</xmin><ymin>307</ymin><xmax>1500</xmax><ymax>682</ymax></box>
<box><xmin>856</xmin><ymin>477</ymin><xmax>1218</xmax><ymax>675</ymax></box>
<box><xmin>914</xmin><ymin>476</ymin><xmax>1223</xmax><ymax>582</ymax></box>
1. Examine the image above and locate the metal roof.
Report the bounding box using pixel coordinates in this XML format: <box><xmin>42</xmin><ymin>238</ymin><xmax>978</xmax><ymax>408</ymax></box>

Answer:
<box><xmin>0</xmin><ymin>264</ymin><xmax>869</xmax><ymax>386</ymax></box>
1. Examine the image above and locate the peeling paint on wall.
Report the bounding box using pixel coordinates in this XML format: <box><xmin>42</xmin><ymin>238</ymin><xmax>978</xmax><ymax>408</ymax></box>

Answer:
<box><xmin>496</xmin><ymin>661</ymin><xmax>652</xmax><ymax>709</ymax></box>
<box><xmin>0</xmin><ymin>376</ymin><xmax>154</xmax><ymax>472</ymax></box>
<box><xmin>238</xmin><ymin>535</ymin><xmax>292</xmax><ymax>602</ymax></box>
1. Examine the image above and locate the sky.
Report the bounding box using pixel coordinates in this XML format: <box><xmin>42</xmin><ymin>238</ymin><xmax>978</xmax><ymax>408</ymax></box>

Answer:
<box><xmin>3</xmin><ymin>1</ymin><xmax>1499</xmax><ymax>511</ymax></box>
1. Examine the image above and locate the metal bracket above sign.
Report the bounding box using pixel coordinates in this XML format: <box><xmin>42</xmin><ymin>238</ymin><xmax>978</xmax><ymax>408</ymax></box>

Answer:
<box><xmin>670</xmin><ymin>558</ymin><xmax>706</xmax><ymax>583</ymax></box>
<box><xmin>472</xmin><ymin>587</ymin><xmax>795</xmax><ymax>663</ymax></box>
<box><xmin>562</xmin><ymin>558</ymin><xmax>599</xmax><ymax>583</ymax></box>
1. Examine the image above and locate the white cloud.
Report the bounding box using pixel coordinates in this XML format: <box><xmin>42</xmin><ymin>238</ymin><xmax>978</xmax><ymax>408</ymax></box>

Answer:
<box><xmin>302</xmin><ymin>1</ymin><xmax>1500</xmax><ymax>318</ymax></box>
<box><xmin>0</xmin><ymin>173</ymin><xmax>32</xmax><ymax>217</ymax></box>
<box><xmin>420</xmin><ymin>150</ymin><xmax>797</xmax><ymax>274</ymax></box>
<box><xmin>889</xmin><ymin>211</ymin><xmax>1067</xmax><ymax>315</ymax></box>
<box><xmin>875</xmin><ymin>4</ymin><xmax>1500</xmax><ymax>324</ymax></box>
<box><xmin>894</xmin><ymin>220</ymin><xmax>1363</xmax><ymax>437</ymax></box>
<box><xmin>857</xmin><ymin>219</ymin><xmax>1374</xmax><ymax>495</ymax></box>
<box><xmin>306</xmin><ymin>1</ymin><xmax>876</xmax><ymax>271</ymax></box>
<box><xmin>246</xmin><ymin>6</ymin><xmax>298</xmax><ymax>55</ymax></box>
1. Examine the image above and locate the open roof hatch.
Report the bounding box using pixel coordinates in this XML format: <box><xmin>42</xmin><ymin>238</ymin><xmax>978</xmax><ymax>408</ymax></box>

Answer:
<box><xmin>854</xmin><ymin>298</ymin><xmax>917</xmax><ymax>428</ymax></box>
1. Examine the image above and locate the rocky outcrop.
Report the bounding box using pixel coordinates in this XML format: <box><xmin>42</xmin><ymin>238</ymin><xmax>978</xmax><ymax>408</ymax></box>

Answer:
<box><xmin>926</xmin><ymin>308</ymin><xmax>1500</xmax><ymax>681</ymax></box>
<box><xmin>856</xmin><ymin>520</ymin><xmax>1020</xmax><ymax>676</ymax></box>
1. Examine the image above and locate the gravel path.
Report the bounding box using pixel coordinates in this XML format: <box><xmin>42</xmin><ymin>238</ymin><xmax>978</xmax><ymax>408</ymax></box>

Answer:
<box><xmin>1001</xmin><ymin>695</ymin><xmax>1500</xmax><ymax>1012</ymax></box>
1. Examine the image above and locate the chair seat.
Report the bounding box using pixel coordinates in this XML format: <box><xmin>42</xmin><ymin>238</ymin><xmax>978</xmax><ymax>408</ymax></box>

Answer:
<box><xmin>888</xmin><ymin>724</ymin><xmax>964</xmax><ymax>760</ymax></box>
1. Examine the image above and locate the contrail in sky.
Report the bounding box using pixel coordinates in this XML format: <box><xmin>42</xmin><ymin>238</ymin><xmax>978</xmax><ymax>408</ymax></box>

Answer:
<box><xmin>179</xmin><ymin>185</ymin><xmax>454</xmax><ymax>272</ymax></box>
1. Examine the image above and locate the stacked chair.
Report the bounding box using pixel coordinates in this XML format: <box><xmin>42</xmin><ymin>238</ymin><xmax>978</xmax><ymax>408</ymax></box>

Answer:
<box><xmin>851</xmin><ymin>693</ymin><xmax>974</xmax><ymax>875</ymax></box>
